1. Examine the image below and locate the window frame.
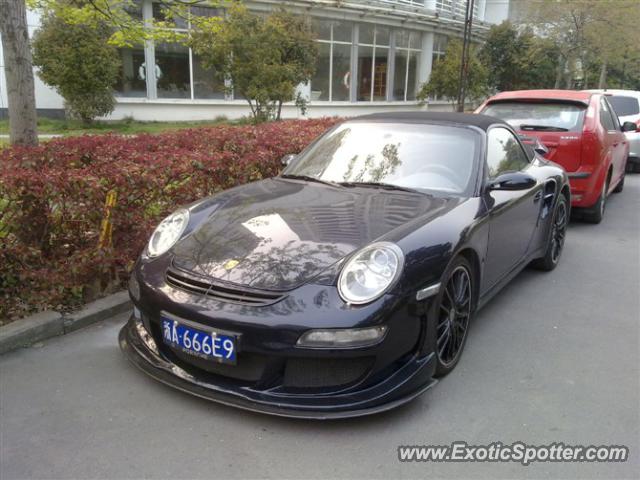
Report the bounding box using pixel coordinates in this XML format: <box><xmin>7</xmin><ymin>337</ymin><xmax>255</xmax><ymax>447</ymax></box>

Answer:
<box><xmin>114</xmin><ymin>0</ymin><xmax>228</xmax><ymax>101</ymax></box>
<box><xmin>312</xmin><ymin>20</ymin><xmax>354</xmax><ymax>102</ymax></box>
<box><xmin>603</xmin><ymin>97</ymin><xmax>621</xmax><ymax>131</ymax></box>
<box><xmin>484</xmin><ymin>126</ymin><xmax>532</xmax><ymax>182</ymax></box>
<box><xmin>392</xmin><ymin>31</ymin><xmax>422</xmax><ymax>102</ymax></box>
<box><xmin>599</xmin><ymin>98</ymin><xmax>617</xmax><ymax>132</ymax></box>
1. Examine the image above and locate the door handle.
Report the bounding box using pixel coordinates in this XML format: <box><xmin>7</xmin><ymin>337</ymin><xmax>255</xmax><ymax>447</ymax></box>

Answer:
<box><xmin>534</xmin><ymin>191</ymin><xmax>543</xmax><ymax>203</ymax></box>
<box><xmin>613</xmin><ymin>142</ymin><xmax>619</xmax><ymax>147</ymax></box>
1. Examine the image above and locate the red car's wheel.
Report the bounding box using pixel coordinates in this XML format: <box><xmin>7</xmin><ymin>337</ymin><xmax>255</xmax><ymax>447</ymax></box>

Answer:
<box><xmin>583</xmin><ymin>175</ymin><xmax>609</xmax><ymax>224</ymax></box>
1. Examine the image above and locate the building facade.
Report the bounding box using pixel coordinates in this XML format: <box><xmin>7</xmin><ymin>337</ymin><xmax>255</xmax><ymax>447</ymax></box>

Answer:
<box><xmin>0</xmin><ymin>0</ymin><xmax>510</xmax><ymax>121</ymax></box>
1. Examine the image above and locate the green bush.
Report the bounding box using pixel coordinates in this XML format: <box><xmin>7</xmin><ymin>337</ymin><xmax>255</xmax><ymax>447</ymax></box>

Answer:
<box><xmin>32</xmin><ymin>15</ymin><xmax>120</xmax><ymax>124</ymax></box>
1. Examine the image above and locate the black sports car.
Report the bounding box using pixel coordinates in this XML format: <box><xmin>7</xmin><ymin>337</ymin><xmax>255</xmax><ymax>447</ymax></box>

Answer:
<box><xmin>120</xmin><ymin>112</ymin><xmax>570</xmax><ymax>419</ymax></box>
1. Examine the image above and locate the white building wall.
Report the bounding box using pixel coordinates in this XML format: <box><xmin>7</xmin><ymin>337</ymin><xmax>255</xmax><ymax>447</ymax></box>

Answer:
<box><xmin>2</xmin><ymin>0</ymin><xmax>508</xmax><ymax>121</ymax></box>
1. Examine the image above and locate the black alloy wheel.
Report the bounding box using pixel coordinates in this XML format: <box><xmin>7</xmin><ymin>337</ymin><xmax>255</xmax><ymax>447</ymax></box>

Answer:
<box><xmin>434</xmin><ymin>258</ymin><xmax>473</xmax><ymax>377</ymax></box>
<box><xmin>550</xmin><ymin>198</ymin><xmax>568</xmax><ymax>265</ymax></box>
<box><xmin>531</xmin><ymin>194</ymin><xmax>568</xmax><ymax>271</ymax></box>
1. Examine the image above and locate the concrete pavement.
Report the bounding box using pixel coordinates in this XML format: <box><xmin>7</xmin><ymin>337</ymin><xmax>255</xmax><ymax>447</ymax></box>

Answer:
<box><xmin>1</xmin><ymin>176</ymin><xmax>639</xmax><ymax>479</ymax></box>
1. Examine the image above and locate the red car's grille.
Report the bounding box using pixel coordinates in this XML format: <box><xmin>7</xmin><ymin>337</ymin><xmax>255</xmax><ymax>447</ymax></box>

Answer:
<box><xmin>166</xmin><ymin>267</ymin><xmax>284</xmax><ymax>306</ymax></box>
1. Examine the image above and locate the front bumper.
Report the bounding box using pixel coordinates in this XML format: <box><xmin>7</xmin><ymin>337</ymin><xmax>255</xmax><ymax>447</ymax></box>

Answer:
<box><xmin>119</xmin><ymin>315</ymin><xmax>437</xmax><ymax>419</ymax></box>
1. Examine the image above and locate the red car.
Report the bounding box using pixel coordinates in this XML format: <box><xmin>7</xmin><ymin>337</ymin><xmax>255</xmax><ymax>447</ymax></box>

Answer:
<box><xmin>476</xmin><ymin>90</ymin><xmax>633</xmax><ymax>223</ymax></box>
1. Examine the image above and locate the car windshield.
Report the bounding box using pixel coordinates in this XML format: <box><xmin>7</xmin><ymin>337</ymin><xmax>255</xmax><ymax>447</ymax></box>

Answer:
<box><xmin>283</xmin><ymin>122</ymin><xmax>479</xmax><ymax>195</ymax></box>
<box><xmin>607</xmin><ymin>95</ymin><xmax>640</xmax><ymax>117</ymax></box>
<box><xmin>483</xmin><ymin>101</ymin><xmax>586</xmax><ymax>132</ymax></box>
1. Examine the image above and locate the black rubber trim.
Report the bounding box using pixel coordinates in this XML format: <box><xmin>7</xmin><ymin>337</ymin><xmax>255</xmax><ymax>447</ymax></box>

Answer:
<box><xmin>567</xmin><ymin>172</ymin><xmax>591</xmax><ymax>179</ymax></box>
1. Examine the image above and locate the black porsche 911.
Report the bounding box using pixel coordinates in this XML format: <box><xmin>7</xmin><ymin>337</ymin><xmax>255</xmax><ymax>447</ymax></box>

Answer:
<box><xmin>120</xmin><ymin>112</ymin><xmax>570</xmax><ymax>419</ymax></box>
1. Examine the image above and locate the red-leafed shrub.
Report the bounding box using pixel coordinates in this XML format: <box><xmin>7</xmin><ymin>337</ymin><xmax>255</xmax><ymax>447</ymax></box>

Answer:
<box><xmin>0</xmin><ymin>118</ymin><xmax>342</xmax><ymax>322</ymax></box>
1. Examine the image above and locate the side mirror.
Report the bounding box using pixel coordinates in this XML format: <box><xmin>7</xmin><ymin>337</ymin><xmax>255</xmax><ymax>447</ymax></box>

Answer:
<box><xmin>621</xmin><ymin>121</ymin><xmax>638</xmax><ymax>133</ymax></box>
<box><xmin>518</xmin><ymin>134</ymin><xmax>548</xmax><ymax>157</ymax></box>
<box><xmin>533</xmin><ymin>139</ymin><xmax>549</xmax><ymax>156</ymax></box>
<box><xmin>281</xmin><ymin>154</ymin><xmax>296</xmax><ymax>167</ymax></box>
<box><xmin>488</xmin><ymin>171</ymin><xmax>537</xmax><ymax>191</ymax></box>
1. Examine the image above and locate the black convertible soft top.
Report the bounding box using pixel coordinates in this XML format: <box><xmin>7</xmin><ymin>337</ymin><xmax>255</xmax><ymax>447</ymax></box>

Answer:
<box><xmin>352</xmin><ymin>111</ymin><xmax>509</xmax><ymax>132</ymax></box>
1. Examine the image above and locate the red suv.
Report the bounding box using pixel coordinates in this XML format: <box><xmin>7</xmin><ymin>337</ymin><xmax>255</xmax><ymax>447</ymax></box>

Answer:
<box><xmin>476</xmin><ymin>90</ymin><xmax>632</xmax><ymax>223</ymax></box>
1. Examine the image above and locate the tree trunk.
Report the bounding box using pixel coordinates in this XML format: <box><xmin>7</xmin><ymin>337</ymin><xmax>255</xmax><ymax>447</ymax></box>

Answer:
<box><xmin>0</xmin><ymin>0</ymin><xmax>38</xmax><ymax>146</ymax></box>
<box><xmin>598</xmin><ymin>61</ymin><xmax>608</xmax><ymax>89</ymax></box>
<box><xmin>554</xmin><ymin>55</ymin><xmax>564</xmax><ymax>89</ymax></box>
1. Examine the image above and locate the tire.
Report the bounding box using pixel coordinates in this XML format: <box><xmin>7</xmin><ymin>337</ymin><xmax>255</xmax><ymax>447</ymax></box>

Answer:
<box><xmin>582</xmin><ymin>175</ymin><xmax>609</xmax><ymax>224</ymax></box>
<box><xmin>531</xmin><ymin>194</ymin><xmax>568</xmax><ymax>271</ymax></box>
<box><xmin>433</xmin><ymin>256</ymin><xmax>475</xmax><ymax>378</ymax></box>
<box><xmin>613</xmin><ymin>172</ymin><xmax>624</xmax><ymax>193</ymax></box>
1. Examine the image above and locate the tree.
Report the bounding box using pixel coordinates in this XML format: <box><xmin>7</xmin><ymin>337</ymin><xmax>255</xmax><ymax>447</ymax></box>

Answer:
<box><xmin>0</xmin><ymin>0</ymin><xmax>38</xmax><ymax>146</ymax></box>
<box><xmin>480</xmin><ymin>21</ymin><xmax>560</xmax><ymax>92</ymax></box>
<box><xmin>480</xmin><ymin>21</ymin><xmax>521</xmax><ymax>92</ymax></box>
<box><xmin>28</xmin><ymin>0</ymin><xmax>207</xmax><ymax>45</ymax></box>
<box><xmin>520</xmin><ymin>0</ymin><xmax>640</xmax><ymax>89</ymax></box>
<box><xmin>32</xmin><ymin>14</ymin><xmax>121</xmax><ymax>124</ymax></box>
<box><xmin>189</xmin><ymin>5</ymin><xmax>317</xmax><ymax>122</ymax></box>
<box><xmin>417</xmin><ymin>40</ymin><xmax>488</xmax><ymax>106</ymax></box>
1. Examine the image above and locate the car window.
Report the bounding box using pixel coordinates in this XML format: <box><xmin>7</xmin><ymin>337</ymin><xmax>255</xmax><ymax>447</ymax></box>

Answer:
<box><xmin>600</xmin><ymin>99</ymin><xmax>616</xmax><ymax>131</ymax></box>
<box><xmin>482</xmin><ymin>101</ymin><xmax>586</xmax><ymax>132</ymax></box>
<box><xmin>606</xmin><ymin>99</ymin><xmax>621</xmax><ymax>130</ymax></box>
<box><xmin>486</xmin><ymin>128</ymin><xmax>530</xmax><ymax>179</ymax></box>
<box><xmin>286</xmin><ymin>122</ymin><xmax>481</xmax><ymax>195</ymax></box>
<box><xmin>608</xmin><ymin>95</ymin><xmax>640</xmax><ymax>116</ymax></box>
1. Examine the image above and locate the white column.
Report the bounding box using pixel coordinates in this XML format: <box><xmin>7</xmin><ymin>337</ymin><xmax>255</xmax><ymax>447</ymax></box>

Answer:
<box><xmin>418</xmin><ymin>32</ymin><xmax>434</xmax><ymax>88</ymax></box>
<box><xmin>142</xmin><ymin>0</ymin><xmax>157</xmax><ymax>99</ymax></box>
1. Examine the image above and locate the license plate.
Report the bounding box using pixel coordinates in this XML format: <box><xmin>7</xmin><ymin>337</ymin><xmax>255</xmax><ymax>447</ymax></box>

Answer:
<box><xmin>161</xmin><ymin>315</ymin><xmax>237</xmax><ymax>365</ymax></box>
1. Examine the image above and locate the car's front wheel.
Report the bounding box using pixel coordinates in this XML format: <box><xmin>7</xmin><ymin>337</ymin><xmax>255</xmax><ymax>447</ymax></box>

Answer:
<box><xmin>433</xmin><ymin>256</ymin><xmax>475</xmax><ymax>377</ymax></box>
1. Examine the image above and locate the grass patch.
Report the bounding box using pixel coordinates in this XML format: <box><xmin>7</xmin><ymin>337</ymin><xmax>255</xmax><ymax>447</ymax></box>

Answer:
<box><xmin>0</xmin><ymin>115</ymin><xmax>237</xmax><ymax>137</ymax></box>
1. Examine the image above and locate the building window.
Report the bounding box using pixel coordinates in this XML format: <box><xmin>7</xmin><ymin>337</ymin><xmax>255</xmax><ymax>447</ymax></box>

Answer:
<box><xmin>432</xmin><ymin>34</ymin><xmax>448</xmax><ymax>65</ymax></box>
<box><xmin>114</xmin><ymin>1</ymin><xmax>226</xmax><ymax>100</ymax></box>
<box><xmin>357</xmin><ymin>25</ymin><xmax>389</xmax><ymax>101</ymax></box>
<box><xmin>393</xmin><ymin>31</ymin><xmax>421</xmax><ymax>101</ymax></box>
<box><xmin>192</xmin><ymin>55</ymin><xmax>226</xmax><ymax>99</ymax></box>
<box><xmin>435</xmin><ymin>0</ymin><xmax>479</xmax><ymax>18</ymax></box>
<box><xmin>155</xmin><ymin>43</ymin><xmax>191</xmax><ymax>99</ymax></box>
<box><xmin>114</xmin><ymin>47</ymin><xmax>147</xmax><ymax>97</ymax></box>
<box><xmin>310</xmin><ymin>20</ymin><xmax>353</xmax><ymax>102</ymax></box>
<box><xmin>430</xmin><ymin>34</ymin><xmax>448</xmax><ymax>101</ymax></box>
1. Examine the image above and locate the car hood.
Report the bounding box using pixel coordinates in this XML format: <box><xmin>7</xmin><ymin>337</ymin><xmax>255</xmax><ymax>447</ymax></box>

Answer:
<box><xmin>171</xmin><ymin>178</ymin><xmax>460</xmax><ymax>291</ymax></box>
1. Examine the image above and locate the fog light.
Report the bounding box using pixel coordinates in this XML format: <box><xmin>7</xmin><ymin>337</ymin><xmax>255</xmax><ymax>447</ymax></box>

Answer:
<box><xmin>128</xmin><ymin>273</ymin><xmax>140</xmax><ymax>301</ymax></box>
<box><xmin>297</xmin><ymin>326</ymin><xmax>387</xmax><ymax>348</ymax></box>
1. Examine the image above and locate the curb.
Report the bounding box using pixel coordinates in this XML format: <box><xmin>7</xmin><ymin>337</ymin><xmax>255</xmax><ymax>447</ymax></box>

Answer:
<box><xmin>0</xmin><ymin>291</ymin><xmax>132</xmax><ymax>355</ymax></box>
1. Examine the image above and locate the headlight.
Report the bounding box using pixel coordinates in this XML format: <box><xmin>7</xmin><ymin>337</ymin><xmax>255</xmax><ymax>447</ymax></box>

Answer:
<box><xmin>337</xmin><ymin>242</ymin><xmax>404</xmax><ymax>304</ymax></box>
<box><xmin>146</xmin><ymin>209</ymin><xmax>189</xmax><ymax>258</ymax></box>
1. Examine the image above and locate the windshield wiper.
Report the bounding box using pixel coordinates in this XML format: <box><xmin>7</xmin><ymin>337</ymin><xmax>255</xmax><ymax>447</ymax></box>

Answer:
<box><xmin>520</xmin><ymin>124</ymin><xmax>569</xmax><ymax>132</ymax></box>
<box><xmin>340</xmin><ymin>181</ymin><xmax>424</xmax><ymax>194</ymax></box>
<box><xmin>280</xmin><ymin>174</ymin><xmax>341</xmax><ymax>188</ymax></box>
